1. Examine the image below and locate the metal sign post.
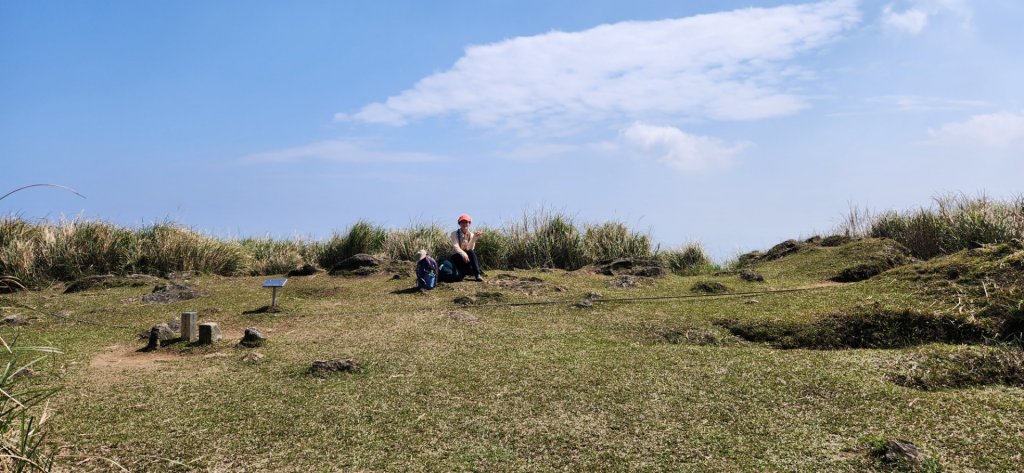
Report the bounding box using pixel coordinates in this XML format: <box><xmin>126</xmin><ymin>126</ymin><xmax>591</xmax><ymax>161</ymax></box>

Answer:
<box><xmin>262</xmin><ymin>278</ymin><xmax>288</xmax><ymax>309</ymax></box>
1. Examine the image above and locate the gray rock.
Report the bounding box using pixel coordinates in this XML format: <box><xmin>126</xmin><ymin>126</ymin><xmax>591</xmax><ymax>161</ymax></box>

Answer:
<box><xmin>2</xmin><ymin>315</ymin><xmax>28</xmax><ymax>326</ymax></box>
<box><xmin>309</xmin><ymin>359</ymin><xmax>360</xmax><ymax>376</ymax></box>
<box><xmin>241</xmin><ymin>352</ymin><xmax>265</xmax><ymax>363</ymax></box>
<box><xmin>142</xmin><ymin>282</ymin><xmax>200</xmax><ymax>304</ymax></box>
<box><xmin>739</xmin><ymin>270</ymin><xmax>764</xmax><ymax>282</ymax></box>
<box><xmin>575</xmin><ymin>299</ymin><xmax>593</xmax><ymax>309</ymax></box>
<box><xmin>287</xmin><ymin>263</ymin><xmax>321</xmax><ymax>277</ymax></box>
<box><xmin>691</xmin><ymin>281</ymin><xmax>729</xmax><ymax>294</ymax></box>
<box><xmin>608</xmin><ymin>275</ymin><xmax>645</xmax><ymax>288</ymax></box>
<box><xmin>330</xmin><ymin>254</ymin><xmax>383</xmax><ymax>273</ymax></box>
<box><xmin>596</xmin><ymin>258</ymin><xmax>665</xmax><ymax>277</ymax></box>
<box><xmin>240</xmin><ymin>327</ymin><xmax>266</xmax><ymax>347</ymax></box>
<box><xmin>11</xmin><ymin>367</ymin><xmax>36</xmax><ymax>380</ymax></box>
<box><xmin>448</xmin><ymin>311</ymin><xmax>479</xmax><ymax>323</ymax></box>
<box><xmin>877</xmin><ymin>439</ymin><xmax>927</xmax><ymax>467</ymax></box>
<box><xmin>145</xmin><ymin>323</ymin><xmax>177</xmax><ymax>350</ymax></box>
<box><xmin>453</xmin><ymin>296</ymin><xmax>476</xmax><ymax>306</ymax></box>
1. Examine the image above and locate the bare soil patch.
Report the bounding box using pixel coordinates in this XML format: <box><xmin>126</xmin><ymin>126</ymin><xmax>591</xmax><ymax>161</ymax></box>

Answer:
<box><xmin>485</xmin><ymin>274</ymin><xmax>564</xmax><ymax>294</ymax></box>
<box><xmin>89</xmin><ymin>345</ymin><xmax>181</xmax><ymax>372</ymax></box>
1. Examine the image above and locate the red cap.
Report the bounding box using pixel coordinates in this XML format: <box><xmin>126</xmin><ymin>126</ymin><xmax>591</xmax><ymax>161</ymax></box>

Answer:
<box><xmin>458</xmin><ymin>213</ymin><xmax>472</xmax><ymax>224</ymax></box>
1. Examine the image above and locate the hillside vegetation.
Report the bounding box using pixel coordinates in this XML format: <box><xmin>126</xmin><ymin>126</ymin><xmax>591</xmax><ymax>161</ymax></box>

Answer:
<box><xmin>2</xmin><ymin>195</ymin><xmax>1023</xmax><ymax>472</ymax></box>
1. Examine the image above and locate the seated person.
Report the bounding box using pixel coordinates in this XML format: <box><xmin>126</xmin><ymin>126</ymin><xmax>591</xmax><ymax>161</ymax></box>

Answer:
<box><xmin>450</xmin><ymin>213</ymin><xmax>485</xmax><ymax>282</ymax></box>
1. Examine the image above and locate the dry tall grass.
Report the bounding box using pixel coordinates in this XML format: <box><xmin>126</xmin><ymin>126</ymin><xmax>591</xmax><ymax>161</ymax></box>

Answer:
<box><xmin>0</xmin><ymin>211</ymin><xmax>687</xmax><ymax>284</ymax></box>
<box><xmin>841</xmin><ymin>193</ymin><xmax>1024</xmax><ymax>259</ymax></box>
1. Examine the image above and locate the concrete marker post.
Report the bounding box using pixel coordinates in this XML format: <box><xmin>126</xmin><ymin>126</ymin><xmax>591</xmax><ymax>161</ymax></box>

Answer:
<box><xmin>181</xmin><ymin>311</ymin><xmax>198</xmax><ymax>342</ymax></box>
<box><xmin>199</xmin><ymin>322</ymin><xmax>222</xmax><ymax>344</ymax></box>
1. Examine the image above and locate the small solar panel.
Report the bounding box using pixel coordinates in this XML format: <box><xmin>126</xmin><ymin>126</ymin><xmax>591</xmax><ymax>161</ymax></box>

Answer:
<box><xmin>262</xmin><ymin>278</ymin><xmax>288</xmax><ymax>288</ymax></box>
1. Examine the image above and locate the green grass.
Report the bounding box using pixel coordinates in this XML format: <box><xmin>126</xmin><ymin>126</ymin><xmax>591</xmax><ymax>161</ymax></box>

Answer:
<box><xmin>3</xmin><ymin>236</ymin><xmax>1023</xmax><ymax>471</ymax></box>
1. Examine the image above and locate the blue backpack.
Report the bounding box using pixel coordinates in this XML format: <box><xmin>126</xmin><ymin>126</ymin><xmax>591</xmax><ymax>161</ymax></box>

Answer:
<box><xmin>438</xmin><ymin>257</ymin><xmax>464</xmax><ymax>283</ymax></box>
<box><xmin>416</xmin><ymin>256</ymin><xmax>439</xmax><ymax>289</ymax></box>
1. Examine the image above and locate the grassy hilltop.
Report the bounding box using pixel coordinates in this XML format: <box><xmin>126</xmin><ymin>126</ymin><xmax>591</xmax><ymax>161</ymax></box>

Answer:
<box><xmin>2</xmin><ymin>194</ymin><xmax>1024</xmax><ymax>472</ymax></box>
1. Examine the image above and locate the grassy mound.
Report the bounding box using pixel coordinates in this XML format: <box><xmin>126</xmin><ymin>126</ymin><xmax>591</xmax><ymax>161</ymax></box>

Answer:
<box><xmin>890</xmin><ymin>345</ymin><xmax>1024</xmax><ymax>390</ymax></box>
<box><xmin>717</xmin><ymin>307</ymin><xmax>988</xmax><ymax>349</ymax></box>
<box><xmin>882</xmin><ymin>240</ymin><xmax>1024</xmax><ymax>340</ymax></box>
<box><xmin>746</xmin><ymin>238</ymin><xmax>913</xmax><ymax>284</ymax></box>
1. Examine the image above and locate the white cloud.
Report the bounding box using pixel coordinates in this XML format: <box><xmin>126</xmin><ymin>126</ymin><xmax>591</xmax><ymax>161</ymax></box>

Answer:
<box><xmin>868</xmin><ymin>95</ymin><xmax>991</xmax><ymax>112</ymax></box>
<box><xmin>882</xmin><ymin>6</ymin><xmax>929</xmax><ymax>34</ymax></box>
<box><xmin>881</xmin><ymin>0</ymin><xmax>972</xmax><ymax>35</ymax></box>
<box><xmin>239</xmin><ymin>139</ymin><xmax>449</xmax><ymax>164</ymax></box>
<box><xmin>927</xmin><ymin>112</ymin><xmax>1024</xmax><ymax>151</ymax></box>
<box><xmin>622</xmin><ymin>122</ymin><xmax>750</xmax><ymax>172</ymax></box>
<box><xmin>343</xmin><ymin>0</ymin><xmax>861</xmax><ymax>131</ymax></box>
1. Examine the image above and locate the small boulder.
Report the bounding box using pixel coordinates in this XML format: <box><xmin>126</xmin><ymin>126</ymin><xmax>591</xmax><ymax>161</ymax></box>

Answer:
<box><xmin>739</xmin><ymin>270</ymin><xmax>764</xmax><ymax>282</ymax></box>
<box><xmin>873</xmin><ymin>439</ymin><xmax>928</xmax><ymax>467</ymax></box>
<box><xmin>309</xmin><ymin>359</ymin><xmax>360</xmax><ymax>377</ymax></box>
<box><xmin>448</xmin><ymin>311</ymin><xmax>479</xmax><ymax>323</ymax></box>
<box><xmin>608</xmin><ymin>275</ymin><xmax>645</xmax><ymax>288</ymax></box>
<box><xmin>11</xmin><ymin>367</ymin><xmax>37</xmax><ymax>380</ymax></box>
<box><xmin>596</xmin><ymin>258</ymin><xmax>665</xmax><ymax>277</ymax></box>
<box><xmin>762</xmin><ymin>239</ymin><xmax>809</xmax><ymax>261</ymax></box>
<box><xmin>453</xmin><ymin>296</ymin><xmax>476</xmax><ymax>306</ymax></box>
<box><xmin>575</xmin><ymin>299</ymin><xmax>594</xmax><ymax>309</ymax></box>
<box><xmin>736</xmin><ymin>251</ymin><xmax>764</xmax><ymax>267</ymax></box>
<box><xmin>474</xmin><ymin>291</ymin><xmax>505</xmax><ymax>303</ymax></box>
<box><xmin>142</xmin><ymin>282</ymin><xmax>200</xmax><ymax>304</ymax></box>
<box><xmin>144</xmin><ymin>323</ymin><xmax>177</xmax><ymax>350</ymax></box>
<box><xmin>821</xmin><ymin>235</ymin><xmax>853</xmax><ymax>247</ymax></box>
<box><xmin>691</xmin><ymin>281</ymin><xmax>730</xmax><ymax>294</ymax></box>
<box><xmin>241</xmin><ymin>352</ymin><xmax>265</xmax><ymax>363</ymax></box>
<box><xmin>329</xmin><ymin>254</ymin><xmax>383</xmax><ymax>274</ymax></box>
<box><xmin>240</xmin><ymin>327</ymin><xmax>266</xmax><ymax>347</ymax></box>
<box><xmin>2</xmin><ymin>315</ymin><xmax>28</xmax><ymax>326</ymax></box>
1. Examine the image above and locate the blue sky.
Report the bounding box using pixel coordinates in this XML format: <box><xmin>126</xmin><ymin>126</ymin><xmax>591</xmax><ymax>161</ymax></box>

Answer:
<box><xmin>2</xmin><ymin>0</ymin><xmax>1023</xmax><ymax>259</ymax></box>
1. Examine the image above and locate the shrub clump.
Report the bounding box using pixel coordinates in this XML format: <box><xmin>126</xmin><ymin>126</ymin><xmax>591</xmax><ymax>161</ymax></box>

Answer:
<box><xmin>501</xmin><ymin>211</ymin><xmax>588</xmax><ymax>270</ymax></box>
<box><xmin>583</xmin><ymin>222</ymin><xmax>652</xmax><ymax>262</ymax></box>
<box><xmin>318</xmin><ymin>221</ymin><xmax>386</xmax><ymax>270</ymax></box>
<box><xmin>660</xmin><ymin>243</ymin><xmax>716</xmax><ymax>275</ymax></box>
<box><xmin>890</xmin><ymin>344</ymin><xmax>1024</xmax><ymax>390</ymax></box>
<box><xmin>864</xmin><ymin>193</ymin><xmax>1024</xmax><ymax>260</ymax></box>
<box><xmin>239</xmin><ymin>237</ymin><xmax>309</xmax><ymax>276</ymax></box>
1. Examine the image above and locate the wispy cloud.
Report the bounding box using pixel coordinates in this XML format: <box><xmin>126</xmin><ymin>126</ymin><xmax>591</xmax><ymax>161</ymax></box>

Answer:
<box><xmin>239</xmin><ymin>139</ymin><xmax>450</xmax><ymax>164</ymax></box>
<box><xmin>342</xmin><ymin>0</ymin><xmax>861</xmax><ymax>131</ymax></box>
<box><xmin>881</xmin><ymin>0</ymin><xmax>971</xmax><ymax>35</ymax></box>
<box><xmin>867</xmin><ymin>94</ymin><xmax>991</xmax><ymax>112</ymax></box>
<box><xmin>927</xmin><ymin>111</ymin><xmax>1024</xmax><ymax>151</ymax></box>
<box><xmin>621</xmin><ymin>122</ymin><xmax>750</xmax><ymax>173</ymax></box>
